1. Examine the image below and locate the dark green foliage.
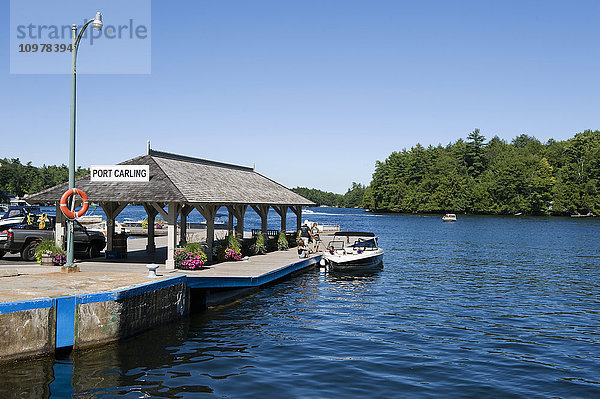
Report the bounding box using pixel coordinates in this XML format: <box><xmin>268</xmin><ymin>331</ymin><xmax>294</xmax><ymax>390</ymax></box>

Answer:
<box><xmin>465</xmin><ymin>129</ymin><xmax>486</xmax><ymax>177</ymax></box>
<box><xmin>0</xmin><ymin>158</ymin><xmax>89</xmax><ymax>201</ymax></box>
<box><xmin>343</xmin><ymin>182</ymin><xmax>366</xmax><ymax>208</ymax></box>
<box><xmin>291</xmin><ymin>183</ymin><xmax>367</xmax><ymax>208</ymax></box>
<box><xmin>291</xmin><ymin>187</ymin><xmax>344</xmax><ymax>207</ymax></box>
<box><xmin>276</xmin><ymin>232</ymin><xmax>289</xmax><ymax>251</ymax></box>
<box><xmin>365</xmin><ymin>129</ymin><xmax>600</xmax><ymax>216</ymax></box>
<box><xmin>250</xmin><ymin>233</ymin><xmax>267</xmax><ymax>255</ymax></box>
<box><xmin>184</xmin><ymin>241</ymin><xmax>206</xmax><ymax>254</ymax></box>
<box><xmin>225</xmin><ymin>234</ymin><xmax>241</xmax><ymax>252</ymax></box>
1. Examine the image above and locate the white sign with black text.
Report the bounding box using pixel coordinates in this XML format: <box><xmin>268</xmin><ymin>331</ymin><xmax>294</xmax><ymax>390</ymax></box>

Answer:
<box><xmin>90</xmin><ymin>165</ymin><xmax>150</xmax><ymax>182</ymax></box>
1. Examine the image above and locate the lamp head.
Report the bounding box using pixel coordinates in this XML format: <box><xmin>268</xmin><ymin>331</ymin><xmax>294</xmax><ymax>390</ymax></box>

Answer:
<box><xmin>92</xmin><ymin>12</ymin><xmax>103</xmax><ymax>31</ymax></box>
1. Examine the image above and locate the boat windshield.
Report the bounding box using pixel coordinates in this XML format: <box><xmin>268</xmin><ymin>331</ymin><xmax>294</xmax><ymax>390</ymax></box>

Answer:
<box><xmin>327</xmin><ymin>240</ymin><xmax>346</xmax><ymax>250</ymax></box>
<box><xmin>351</xmin><ymin>237</ymin><xmax>377</xmax><ymax>249</ymax></box>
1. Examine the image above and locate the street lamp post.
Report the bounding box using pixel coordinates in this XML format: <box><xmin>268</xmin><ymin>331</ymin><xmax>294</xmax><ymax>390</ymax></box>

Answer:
<box><xmin>65</xmin><ymin>12</ymin><xmax>103</xmax><ymax>268</ymax></box>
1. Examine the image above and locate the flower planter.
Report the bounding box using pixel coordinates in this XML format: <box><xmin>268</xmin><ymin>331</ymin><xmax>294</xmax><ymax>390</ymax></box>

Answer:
<box><xmin>41</xmin><ymin>254</ymin><xmax>53</xmax><ymax>266</ymax></box>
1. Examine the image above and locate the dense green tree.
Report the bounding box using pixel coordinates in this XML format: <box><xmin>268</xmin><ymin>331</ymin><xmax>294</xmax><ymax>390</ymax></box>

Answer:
<box><xmin>465</xmin><ymin>129</ymin><xmax>486</xmax><ymax>177</ymax></box>
<box><xmin>343</xmin><ymin>182</ymin><xmax>366</xmax><ymax>208</ymax></box>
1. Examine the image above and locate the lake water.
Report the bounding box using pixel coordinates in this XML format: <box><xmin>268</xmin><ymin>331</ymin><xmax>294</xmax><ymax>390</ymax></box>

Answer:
<box><xmin>2</xmin><ymin>208</ymin><xmax>600</xmax><ymax>398</ymax></box>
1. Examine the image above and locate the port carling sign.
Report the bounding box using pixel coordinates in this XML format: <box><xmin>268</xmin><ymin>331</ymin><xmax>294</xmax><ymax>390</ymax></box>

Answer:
<box><xmin>90</xmin><ymin>165</ymin><xmax>150</xmax><ymax>182</ymax></box>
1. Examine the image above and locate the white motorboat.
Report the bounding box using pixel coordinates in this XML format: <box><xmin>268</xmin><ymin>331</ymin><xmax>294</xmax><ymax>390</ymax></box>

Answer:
<box><xmin>321</xmin><ymin>231</ymin><xmax>384</xmax><ymax>271</ymax></box>
<box><xmin>442</xmin><ymin>213</ymin><xmax>457</xmax><ymax>222</ymax></box>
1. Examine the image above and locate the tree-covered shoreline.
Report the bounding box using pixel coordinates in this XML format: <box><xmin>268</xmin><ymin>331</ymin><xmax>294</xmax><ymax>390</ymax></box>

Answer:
<box><xmin>291</xmin><ymin>183</ymin><xmax>366</xmax><ymax>208</ymax></box>
<box><xmin>0</xmin><ymin>158</ymin><xmax>88</xmax><ymax>202</ymax></box>
<box><xmin>363</xmin><ymin>130</ymin><xmax>600</xmax><ymax>216</ymax></box>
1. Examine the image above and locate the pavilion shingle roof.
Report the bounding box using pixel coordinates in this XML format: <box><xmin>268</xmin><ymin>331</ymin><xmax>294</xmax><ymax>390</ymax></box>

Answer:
<box><xmin>26</xmin><ymin>149</ymin><xmax>313</xmax><ymax>206</ymax></box>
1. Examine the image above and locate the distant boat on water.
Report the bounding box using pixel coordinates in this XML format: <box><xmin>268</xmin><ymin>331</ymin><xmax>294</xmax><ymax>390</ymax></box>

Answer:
<box><xmin>442</xmin><ymin>213</ymin><xmax>457</xmax><ymax>222</ymax></box>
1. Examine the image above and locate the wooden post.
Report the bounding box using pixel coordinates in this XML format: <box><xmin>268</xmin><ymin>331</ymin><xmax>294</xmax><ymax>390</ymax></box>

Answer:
<box><xmin>142</xmin><ymin>203</ymin><xmax>158</xmax><ymax>253</ymax></box>
<box><xmin>291</xmin><ymin>205</ymin><xmax>302</xmax><ymax>232</ymax></box>
<box><xmin>54</xmin><ymin>202</ymin><xmax>66</xmax><ymax>249</ymax></box>
<box><xmin>236</xmin><ymin>205</ymin><xmax>248</xmax><ymax>238</ymax></box>
<box><xmin>228</xmin><ymin>210</ymin><xmax>234</xmax><ymax>236</ymax></box>
<box><xmin>251</xmin><ymin>205</ymin><xmax>270</xmax><ymax>234</ymax></box>
<box><xmin>179</xmin><ymin>205</ymin><xmax>193</xmax><ymax>247</ymax></box>
<box><xmin>165</xmin><ymin>202</ymin><xmax>181</xmax><ymax>270</ymax></box>
<box><xmin>194</xmin><ymin>204</ymin><xmax>218</xmax><ymax>262</ymax></box>
<box><xmin>273</xmin><ymin>205</ymin><xmax>288</xmax><ymax>233</ymax></box>
<box><xmin>150</xmin><ymin>202</ymin><xmax>172</xmax><ymax>267</ymax></box>
<box><xmin>227</xmin><ymin>204</ymin><xmax>248</xmax><ymax>238</ymax></box>
<box><xmin>100</xmin><ymin>202</ymin><xmax>127</xmax><ymax>254</ymax></box>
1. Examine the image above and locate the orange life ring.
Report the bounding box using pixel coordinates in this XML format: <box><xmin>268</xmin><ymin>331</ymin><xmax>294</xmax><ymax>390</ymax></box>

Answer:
<box><xmin>60</xmin><ymin>188</ymin><xmax>89</xmax><ymax>219</ymax></box>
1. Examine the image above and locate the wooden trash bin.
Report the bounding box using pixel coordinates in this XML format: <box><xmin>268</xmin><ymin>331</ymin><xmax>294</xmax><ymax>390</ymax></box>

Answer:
<box><xmin>112</xmin><ymin>233</ymin><xmax>128</xmax><ymax>259</ymax></box>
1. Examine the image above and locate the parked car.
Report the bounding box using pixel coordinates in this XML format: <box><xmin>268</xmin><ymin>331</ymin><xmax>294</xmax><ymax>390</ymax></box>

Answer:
<box><xmin>0</xmin><ymin>215</ymin><xmax>106</xmax><ymax>261</ymax></box>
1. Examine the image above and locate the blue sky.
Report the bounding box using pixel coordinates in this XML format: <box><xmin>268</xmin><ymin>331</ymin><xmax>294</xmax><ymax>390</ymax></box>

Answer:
<box><xmin>2</xmin><ymin>1</ymin><xmax>600</xmax><ymax>193</ymax></box>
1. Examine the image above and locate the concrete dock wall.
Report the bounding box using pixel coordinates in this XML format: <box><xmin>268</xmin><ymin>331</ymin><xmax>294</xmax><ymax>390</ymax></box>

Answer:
<box><xmin>0</xmin><ymin>299</ymin><xmax>55</xmax><ymax>362</ymax></box>
<box><xmin>76</xmin><ymin>278</ymin><xmax>188</xmax><ymax>349</ymax></box>
<box><xmin>0</xmin><ymin>276</ymin><xmax>188</xmax><ymax>362</ymax></box>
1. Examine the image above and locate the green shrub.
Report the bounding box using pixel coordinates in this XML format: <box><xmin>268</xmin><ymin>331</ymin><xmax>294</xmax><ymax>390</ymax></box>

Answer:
<box><xmin>225</xmin><ymin>234</ymin><xmax>241</xmax><ymax>252</ymax></box>
<box><xmin>277</xmin><ymin>232</ymin><xmax>289</xmax><ymax>251</ymax></box>
<box><xmin>184</xmin><ymin>241</ymin><xmax>206</xmax><ymax>254</ymax></box>
<box><xmin>250</xmin><ymin>233</ymin><xmax>267</xmax><ymax>255</ymax></box>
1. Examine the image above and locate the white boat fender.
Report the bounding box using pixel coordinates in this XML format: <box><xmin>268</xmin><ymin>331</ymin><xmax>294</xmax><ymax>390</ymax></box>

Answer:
<box><xmin>319</xmin><ymin>258</ymin><xmax>327</xmax><ymax>267</ymax></box>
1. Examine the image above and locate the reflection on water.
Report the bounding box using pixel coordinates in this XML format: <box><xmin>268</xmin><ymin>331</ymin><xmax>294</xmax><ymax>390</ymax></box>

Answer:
<box><xmin>1</xmin><ymin>210</ymin><xmax>600</xmax><ymax>398</ymax></box>
<box><xmin>325</xmin><ymin>264</ymin><xmax>384</xmax><ymax>281</ymax></box>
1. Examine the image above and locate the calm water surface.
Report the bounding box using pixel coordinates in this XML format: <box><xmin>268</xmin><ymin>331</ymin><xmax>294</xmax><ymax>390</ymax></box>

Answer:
<box><xmin>2</xmin><ymin>208</ymin><xmax>599</xmax><ymax>398</ymax></box>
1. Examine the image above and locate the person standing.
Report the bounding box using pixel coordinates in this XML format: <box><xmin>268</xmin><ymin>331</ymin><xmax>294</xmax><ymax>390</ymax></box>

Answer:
<box><xmin>311</xmin><ymin>222</ymin><xmax>320</xmax><ymax>251</ymax></box>
<box><xmin>300</xmin><ymin>223</ymin><xmax>312</xmax><ymax>247</ymax></box>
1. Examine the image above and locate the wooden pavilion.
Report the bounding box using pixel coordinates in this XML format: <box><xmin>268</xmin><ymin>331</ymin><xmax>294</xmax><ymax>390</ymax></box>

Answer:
<box><xmin>26</xmin><ymin>146</ymin><xmax>314</xmax><ymax>268</ymax></box>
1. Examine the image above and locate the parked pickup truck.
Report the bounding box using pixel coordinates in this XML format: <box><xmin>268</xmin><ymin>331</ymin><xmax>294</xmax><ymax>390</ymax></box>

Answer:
<box><xmin>0</xmin><ymin>215</ymin><xmax>106</xmax><ymax>261</ymax></box>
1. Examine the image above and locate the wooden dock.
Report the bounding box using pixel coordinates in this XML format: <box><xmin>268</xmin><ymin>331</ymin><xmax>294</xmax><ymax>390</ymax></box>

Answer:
<box><xmin>0</xmin><ymin>235</ymin><xmax>323</xmax><ymax>303</ymax></box>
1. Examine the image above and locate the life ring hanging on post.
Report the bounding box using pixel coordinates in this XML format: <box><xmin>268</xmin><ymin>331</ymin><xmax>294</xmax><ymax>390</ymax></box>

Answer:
<box><xmin>60</xmin><ymin>188</ymin><xmax>89</xmax><ymax>219</ymax></box>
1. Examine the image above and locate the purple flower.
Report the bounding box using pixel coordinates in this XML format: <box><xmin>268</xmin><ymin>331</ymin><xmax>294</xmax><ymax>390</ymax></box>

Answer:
<box><xmin>52</xmin><ymin>253</ymin><xmax>66</xmax><ymax>266</ymax></box>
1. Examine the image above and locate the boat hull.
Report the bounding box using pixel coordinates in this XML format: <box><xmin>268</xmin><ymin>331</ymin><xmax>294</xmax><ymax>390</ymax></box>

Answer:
<box><xmin>324</xmin><ymin>249</ymin><xmax>384</xmax><ymax>271</ymax></box>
